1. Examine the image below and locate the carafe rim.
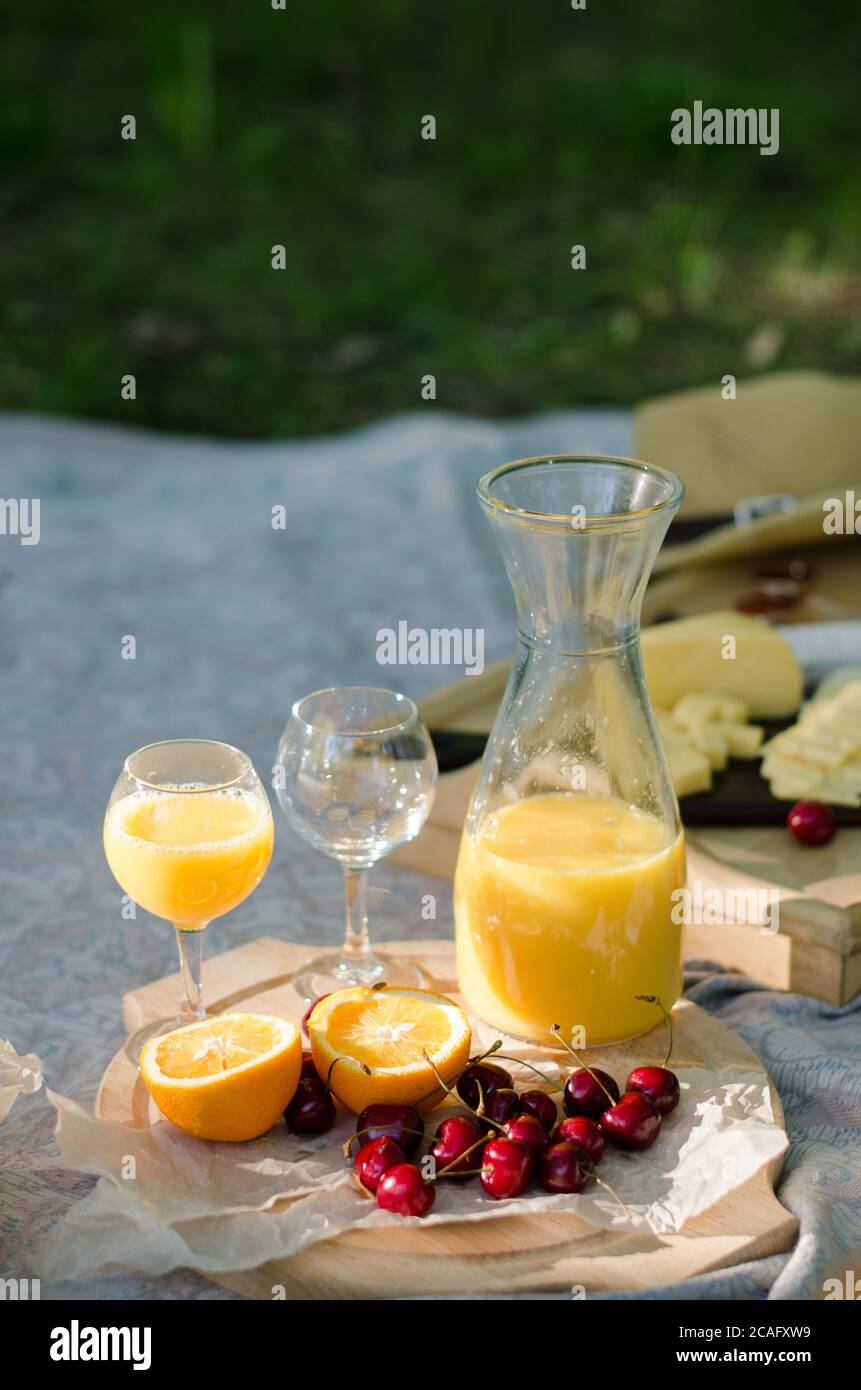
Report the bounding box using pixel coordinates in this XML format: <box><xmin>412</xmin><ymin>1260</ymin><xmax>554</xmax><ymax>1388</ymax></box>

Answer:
<box><xmin>477</xmin><ymin>453</ymin><xmax>685</xmax><ymax>532</ymax></box>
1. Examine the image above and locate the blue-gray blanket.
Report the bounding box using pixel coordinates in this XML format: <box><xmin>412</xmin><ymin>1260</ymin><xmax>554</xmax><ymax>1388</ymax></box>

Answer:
<box><xmin>0</xmin><ymin>411</ymin><xmax>858</xmax><ymax>1300</ymax></box>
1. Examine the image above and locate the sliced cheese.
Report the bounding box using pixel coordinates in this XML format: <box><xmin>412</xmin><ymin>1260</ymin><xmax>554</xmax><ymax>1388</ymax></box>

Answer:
<box><xmin>685</xmin><ymin>721</ymin><xmax>729</xmax><ymax>771</ymax></box>
<box><xmin>655</xmin><ymin>692</ymin><xmax>764</xmax><ymax>797</ymax></box>
<box><xmin>667</xmin><ymin>745</ymin><xmax>713</xmax><ymax>797</ymax></box>
<box><xmin>642</xmin><ymin>611</ymin><xmax>802</xmax><ymax>718</ymax></box>
<box><xmin>811</xmin><ymin>666</ymin><xmax>861</xmax><ymax>703</ymax></box>
<box><xmin>712</xmin><ymin>721</ymin><xmax>764</xmax><ymax>759</ymax></box>
<box><xmin>672</xmin><ymin>693</ymin><xmax>749</xmax><ymax>728</ymax></box>
<box><xmin>759</xmin><ymin>677</ymin><xmax>861</xmax><ymax>807</ymax></box>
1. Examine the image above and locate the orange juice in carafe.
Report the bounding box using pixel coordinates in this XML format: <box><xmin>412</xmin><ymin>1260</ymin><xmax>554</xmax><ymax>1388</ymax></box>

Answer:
<box><xmin>454</xmin><ymin>454</ymin><xmax>686</xmax><ymax>1046</ymax></box>
<box><xmin>455</xmin><ymin>793</ymin><xmax>686</xmax><ymax>1045</ymax></box>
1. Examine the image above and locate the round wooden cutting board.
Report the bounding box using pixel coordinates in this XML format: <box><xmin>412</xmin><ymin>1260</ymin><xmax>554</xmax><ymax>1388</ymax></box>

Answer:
<box><xmin>97</xmin><ymin>937</ymin><xmax>798</xmax><ymax>1299</ymax></box>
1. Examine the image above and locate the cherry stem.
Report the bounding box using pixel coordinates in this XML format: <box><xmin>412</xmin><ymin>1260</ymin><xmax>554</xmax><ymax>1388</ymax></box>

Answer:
<box><xmin>343</xmin><ymin>1124</ymin><xmax>425</xmax><ymax>1160</ymax></box>
<box><xmin>484</xmin><ymin>1053</ymin><xmax>564</xmax><ymax>1093</ymax></box>
<box><xmin>584</xmin><ymin>1167</ymin><xmax>632</xmax><ymax>1221</ymax></box>
<box><xmin>326</xmin><ymin>1054</ymin><xmax>371</xmax><ymax>1110</ymax></box>
<box><xmin>550</xmin><ymin>1025</ymin><xmax>616</xmax><ymax>1105</ymax></box>
<box><xmin>474</xmin><ymin>1077</ymin><xmax>487</xmax><ymax>1120</ymax></box>
<box><xmin>635</xmin><ymin>994</ymin><xmax>673</xmax><ymax>1069</ymax></box>
<box><xmin>422</xmin><ymin>1050</ymin><xmax>506</xmax><ymax>1133</ymax></box>
<box><xmin>433</xmin><ymin>1131</ymin><xmax>493</xmax><ymax>1181</ymax></box>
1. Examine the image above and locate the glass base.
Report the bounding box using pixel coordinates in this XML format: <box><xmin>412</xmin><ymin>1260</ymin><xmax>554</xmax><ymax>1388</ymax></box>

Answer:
<box><xmin>124</xmin><ymin>1010</ymin><xmax>213</xmax><ymax>1065</ymax></box>
<box><xmin>292</xmin><ymin>950</ymin><xmax>425</xmax><ymax>1004</ymax></box>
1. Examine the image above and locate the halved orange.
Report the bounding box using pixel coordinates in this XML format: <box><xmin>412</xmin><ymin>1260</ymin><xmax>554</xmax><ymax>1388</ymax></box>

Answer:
<box><xmin>140</xmin><ymin>1012</ymin><xmax>301</xmax><ymax>1142</ymax></box>
<box><xmin>307</xmin><ymin>986</ymin><xmax>471</xmax><ymax>1114</ymax></box>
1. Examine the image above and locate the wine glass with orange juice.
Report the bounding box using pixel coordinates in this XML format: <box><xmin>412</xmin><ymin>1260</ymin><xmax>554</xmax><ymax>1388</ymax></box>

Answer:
<box><xmin>104</xmin><ymin>739</ymin><xmax>274</xmax><ymax>1060</ymax></box>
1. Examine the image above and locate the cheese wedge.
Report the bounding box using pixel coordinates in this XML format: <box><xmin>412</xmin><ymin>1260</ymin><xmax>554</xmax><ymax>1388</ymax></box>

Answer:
<box><xmin>642</xmin><ymin>612</ymin><xmax>802</xmax><ymax>718</ymax></box>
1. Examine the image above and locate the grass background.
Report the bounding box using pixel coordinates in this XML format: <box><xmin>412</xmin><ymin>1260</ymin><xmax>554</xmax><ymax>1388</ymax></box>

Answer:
<box><xmin>1</xmin><ymin>0</ymin><xmax>859</xmax><ymax>437</ymax></box>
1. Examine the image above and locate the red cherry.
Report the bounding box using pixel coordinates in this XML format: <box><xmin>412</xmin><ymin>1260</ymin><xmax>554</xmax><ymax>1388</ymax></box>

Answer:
<box><xmin>456</xmin><ymin>1060</ymin><xmax>513</xmax><ymax>1110</ymax></box>
<box><xmin>600</xmin><ymin>1091</ymin><xmax>661</xmax><ymax>1151</ymax></box>
<box><xmin>483</xmin><ymin>1087</ymin><xmax>521</xmax><ymax>1125</ymax></box>
<box><xmin>285</xmin><ymin>1076</ymin><xmax>336</xmax><ymax>1134</ymax></box>
<box><xmin>563</xmin><ymin>1068</ymin><xmax>620</xmax><ymax>1119</ymax></box>
<box><xmin>479</xmin><ymin>1138</ymin><xmax>534</xmax><ymax>1199</ymax></box>
<box><xmin>553</xmin><ymin>1115</ymin><xmax>606</xmax><ymax>1164</ymax></box>
<box><xmin>539</xmin><ymin>1141</ymin><xmax>588</xmax><ymax>1194</ymax></box>
<box><xmin>353</xmin><ymin>1137</ymin><xmax>406</xmax><ymax>1194</ymax></box>
<box><xmin>301</xmin><ymin>993</ymin><xmax>331</xmax><ymax>1034</ymax></box>
<box><xmin>376</xmin><ymin>1163</ymin><xmax>435</xmax><ymax>1217</ymax></box>
<box><xmin>503</xmin><ymin>1113</ymin><xmax>549</xmax><ymax>1156</ymax></box>
<box><xmin>626</xmin><ymin>1065</ymin><xmax>680</xmax><ymax>1115</ymax></box>
<box><xmin>355</xmin><ymin>1103</ymin><xmax>424</xmax><ymax>1156</ymax></box>
<box><xmin>787</xmin><ymin>800</ymin><xmax>837</xmax><ymax>846</ymax></box>
<box><xmin>429</xmin><ymin>1115</ymin><xmax>485</xmax><ymax>1178</ymax></box>
<box><xmin>300</xmin><ymin>1050</ymin><xmax>320</xmax><ymax>1081</ymax></box>
<box><xmin>519</xmin><ymin>1089</ymin><xmax>558</xmax><ymax>1133</ymax></box>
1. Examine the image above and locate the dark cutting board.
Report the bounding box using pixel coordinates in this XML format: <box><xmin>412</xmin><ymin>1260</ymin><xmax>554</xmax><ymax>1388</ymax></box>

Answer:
<box><xmin>429</xmin><ymin>719</ymin><xmax>861</xmax><ymax>828</ymax></box>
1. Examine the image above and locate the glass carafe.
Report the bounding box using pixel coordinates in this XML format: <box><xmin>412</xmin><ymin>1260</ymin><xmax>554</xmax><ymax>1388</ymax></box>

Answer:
<box><xmin>454</xmin><ymin>455</ymin><xmax>686</xmax><ymax>1047</ymax></box>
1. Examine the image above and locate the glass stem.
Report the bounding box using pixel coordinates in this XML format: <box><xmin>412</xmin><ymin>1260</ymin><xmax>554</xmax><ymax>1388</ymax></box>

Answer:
<box><xmin>175</xmin><ymin>925</ymin><xmax>208</xmax><ymax>1023</ymax></box>
<box><xmin>341</xmin><ymin>866</ymin><xmax>371</xmax><ymax>961</ymax></box>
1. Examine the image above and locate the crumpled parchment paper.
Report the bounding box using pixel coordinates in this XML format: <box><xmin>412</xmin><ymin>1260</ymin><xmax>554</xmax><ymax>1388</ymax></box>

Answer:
<box><xmin>0</xmin><ymin>1038</ymin><xmax>43</xmax><ymax>1123</ymax></box>
<box><xmin>34</xmin><ymin>1011</ymin><xmax>788</xmax><ymax>1283</ymax></box>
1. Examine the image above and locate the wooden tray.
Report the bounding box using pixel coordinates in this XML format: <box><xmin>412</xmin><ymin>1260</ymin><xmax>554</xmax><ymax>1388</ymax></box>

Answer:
<box><xmin>97</xmin><ymin>937</ymin><xmax>798</xmax><ymax>1300</ymax></box>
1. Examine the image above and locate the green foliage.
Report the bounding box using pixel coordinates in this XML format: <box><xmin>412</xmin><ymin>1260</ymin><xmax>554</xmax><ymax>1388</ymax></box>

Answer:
<box><xmin>0</xmin><ymin>0</ymin><xmax>858</xmax><ymax>436</ymax></box>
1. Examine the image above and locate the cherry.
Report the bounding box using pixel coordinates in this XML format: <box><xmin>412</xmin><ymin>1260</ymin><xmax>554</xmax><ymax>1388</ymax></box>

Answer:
<box><xmin>301</xmin><ymin>993</ymin><xmax>331</xmax><ymax>1035</ymax></box>
<box><xmin>483</xmin><ymin>1087</ymin><xmax>521</xmax><ymax>1125</ymax></box>
<box><xmin>300</xmin><ymin>1050</ymin><xmax>320</xmax><ymax>1081</ymax></box>
<box><xmin>457</xmin><ymin>1060</ymin><xmax>513</xmax><ymax>1111</ymax></box>
<box><xmin>353</xmin><ymin>1136</ymin><xmax>406</xmax><ymax>1194</ymax></box>
<box><xmin>549</xmin><ymin>1024</ymin><xmax>621</xmax><ymax>1120</ymax></box>
<box><xmin>519</xmin><ymin>1089</ymin><xmax>558</xmax><ymax>1133</ymax></box>
<box><xmin>553</xmin><ymin>1115</ymin><xmax>606</xmax><ymax>1164</ymax></box>
<box><xmin>539</xmin><ymin>1141</ymin><xmax>588</xmax><ymax>1195</ymax></box>
<box><xmin>563</xmin><ymin>1068</ymin><xmax>620</xmax><ymax>1120</ymax></box>
<box><xmin>787</xmin><ymin>800</ymin><xmax>837</xmax><ymax>847</ymax></box>
<box><xmin>376</xmin><ymin>1163</ymin><xmax>435</xmax><ymax>1217</ymax></box>
<box><xmin>354</xmin><ymin>1102</ymin><xmax>424</xmax><ymax>1156</ymax></box>
<box><xmin>503</xmin><ymin>1113</ymin><xmax>548</xmax><ymax>1157</ymax></box>
<box><xmin>600</xmin><ymin>1091</ymin><xmax>661</xmax><ymax>1151</ymax></box>
<box><xmin>285</xmin><ymin>1076</ymin><xmax>336</xmax><ymax>1135</ymax></box>
<box><xmin>480</xmin><ymin>1137</ymin><xmax>534</xmax><ymax>1200</ymax></box>
<box><xmin>626</xmin><ymin>1065</ymin><xmax>680</xmax><ymax>1116</ymax></box>
<box><xmin>628</xmin><ymin>993</ymin><xmax>680</xmax><ymax>1116</ymax></box>
<box><xmin>429</xmin><ymin>1114</ymin><xmax>486</xmax><ymax>1178</ymax></box>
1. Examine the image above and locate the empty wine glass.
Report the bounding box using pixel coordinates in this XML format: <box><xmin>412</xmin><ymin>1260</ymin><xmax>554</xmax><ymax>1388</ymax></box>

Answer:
<box><xmin>275</xmin><ymin>687</ymin><xmax>437</xmax><ymax>1000</ymax></box>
